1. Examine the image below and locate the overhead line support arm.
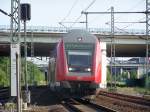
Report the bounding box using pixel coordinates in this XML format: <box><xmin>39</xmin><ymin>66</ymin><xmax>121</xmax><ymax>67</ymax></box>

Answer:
<box><xmin>81</xmin><ymin>11</ymin><xmax>150</xmax><ymax>14</ymax></box>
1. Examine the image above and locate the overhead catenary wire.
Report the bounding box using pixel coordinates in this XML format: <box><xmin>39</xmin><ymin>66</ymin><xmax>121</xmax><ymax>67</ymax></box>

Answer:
<box><xmin>59</xmin><ymin>0</ymin><xmax>79</xmax><ymax>28</ymax></box>
<box><xmin>84</xmin><ymin>0</ymin><xmax>96</xmax><ymax>12</ymax></box>
<box><xmin>115</xmin><ymin>0</ymin><xmax>144</xmax><ymax>21</ymax></box>
<box><xmin>69</xmin><ymin>14</ymin><xmax>83</xmax><ymax>28</ymax></box>
<box><xmin>104</xmin><ymin>0</ymin><xmax>144</xmax><ymax>29</ymax></box>
<box><xmin>81</xmin><ymin>10</ymin><xmax>148</xmax><ymax>30</ymax></box>
<box><xmin>105</xmin><ymin>19</ymin><xmax>145</xmax><ymax>35</ymax></box>
<box><xmin>121</xmin><ymin>17</ymin><xmax>145</xmax><ymax>29</ymax></box>
<box><xmin>89</xmin><ymin>7</ymin><xmax>111</xmax><ymax>24</ymax></box>
<box><xmin>105</xmin><ymin>16</ymin><xmax>146</xmax><ymax>31</ymax></box>
<box><xmin>127</xmin><ymin>0</ymin><xmax>144</xmax><ymax>11</ymax></box>
<box><xmin>60</xmin><ymin>0</ymin><xmax>79</xmax><ymax>23</ymax></box>
<box><xmin>70</xmin><ymin>0</ymin><xmax>97</xmax><ymax>28</ymax></box>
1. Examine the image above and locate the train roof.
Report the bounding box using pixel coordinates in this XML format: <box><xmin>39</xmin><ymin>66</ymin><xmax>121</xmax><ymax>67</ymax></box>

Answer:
<box><xmin>63</xmin><ymin>29</ymin><xmax>97</xmax><ymax>43</ymax></box>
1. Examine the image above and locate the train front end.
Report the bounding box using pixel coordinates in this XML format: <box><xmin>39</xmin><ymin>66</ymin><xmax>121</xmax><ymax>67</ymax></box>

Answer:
<box><xmin>55</xmin><ymin>29</ymin><xmax>101</xmax><ymax>88</ymax></box>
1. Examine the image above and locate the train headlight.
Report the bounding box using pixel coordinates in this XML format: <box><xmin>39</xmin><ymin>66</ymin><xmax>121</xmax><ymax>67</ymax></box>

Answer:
<box><xmin>69</xmin><ymin>67</ymin><xmax>74</xmax><ymax>71</ymax></box>
<box><xmin>85</xmin><ymin>68</ymin><xmax>91</xmax><ymax>72</ymax></box>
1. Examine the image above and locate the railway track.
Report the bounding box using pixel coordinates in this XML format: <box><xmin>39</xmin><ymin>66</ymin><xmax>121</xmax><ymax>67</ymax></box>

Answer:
<box><xmin>84</xmin><ymin>90</ymin><xmax>150</xmax><ymax>112</ymax></box>
<box><xmin>0</xmin><ymin>86</ymin><xmax>149</xmax><ymax>112</ymax></box>
<box><xmin>98</xmin><ymin>90</ymin><xmax>150</xmax><ymax>106</ymax></box>
<box><xmin>62</xmin><ymin>98</ymin><xmax>117</xmax><ymax>112</ymax></box>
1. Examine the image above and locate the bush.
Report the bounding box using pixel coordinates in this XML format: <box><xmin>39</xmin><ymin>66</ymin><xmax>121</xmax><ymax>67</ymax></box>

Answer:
<box><xmin>0</xmin><ymin>57</ymin><xmax>45</xmax><ymax>87</ymax></box>
<box><xmin>107</xmin><ymin>68</ymin><xmax>111</xmax><ymax>81</ymax></box>
<box><xmin>0</xmin><ymin>68</ymin><xmax>8</xmax><ymax>86</ymax></box>
<box><xmin>145</xmin><ymin>76</ymin><xmax>150</xmax><ymax>89</ymax></box>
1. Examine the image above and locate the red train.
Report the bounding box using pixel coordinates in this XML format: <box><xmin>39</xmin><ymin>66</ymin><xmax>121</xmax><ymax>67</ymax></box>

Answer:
<box><xmin>48</xmin><ymin>29</ymin><xmax>102</xmax><ymax>91</ymax></box>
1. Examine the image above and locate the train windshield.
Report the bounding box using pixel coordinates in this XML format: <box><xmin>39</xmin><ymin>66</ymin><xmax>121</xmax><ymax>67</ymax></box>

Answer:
<box><xmin>67</xmin><ymin>51</ymin><xmax>92</xmax><ymax>72</ymax></box>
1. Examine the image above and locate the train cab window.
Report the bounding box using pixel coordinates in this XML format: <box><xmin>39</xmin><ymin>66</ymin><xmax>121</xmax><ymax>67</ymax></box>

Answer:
<box><xmin>67</xmin><ymin>51</ymin><xmax>92</xmax><ymax>72</ymax></box>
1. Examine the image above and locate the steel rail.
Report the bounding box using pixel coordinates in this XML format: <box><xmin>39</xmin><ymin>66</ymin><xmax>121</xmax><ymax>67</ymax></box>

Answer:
<box><xmin>98</xmin><ymin>91</ymin><xmax>150</xmax><ymax>106</ymax></box>
<box><xmin>62</xmin><ymin>98</ymin><xmax>117</xmax><ymax>112</ymax></box>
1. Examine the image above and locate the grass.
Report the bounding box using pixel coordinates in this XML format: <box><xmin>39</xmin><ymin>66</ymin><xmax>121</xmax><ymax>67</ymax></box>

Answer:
<box><xmin>134</xmin><ymin>87</ymin><xmax>150</xmax><ymax>95</ymax></box>
<box><xmin>116</xmin><ymin>87</ymin><xmax>150</xmax><ymax>96</ymax></box>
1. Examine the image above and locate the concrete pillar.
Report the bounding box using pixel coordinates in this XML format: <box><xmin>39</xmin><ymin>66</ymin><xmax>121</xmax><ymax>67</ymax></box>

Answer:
<box><xmin>120</xmin><ymin>67</ymin><xmax>123</xmax><ymax>75</ymax></box>
<box><xmin>137</xmin><ymin>67</ymin><xmax>140</xmax><ymax>79</ymax></box>
<box><xmin>99</xmin><ymin>42</ymin><xmax>107</xmax><ymax>88</ymax></box>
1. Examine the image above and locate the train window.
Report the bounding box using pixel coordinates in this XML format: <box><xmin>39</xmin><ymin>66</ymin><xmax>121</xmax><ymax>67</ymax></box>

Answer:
<box><xmin>67</xmin><ymin>50</ymin><xmax>92</xmax><ymax>72</ymax></box>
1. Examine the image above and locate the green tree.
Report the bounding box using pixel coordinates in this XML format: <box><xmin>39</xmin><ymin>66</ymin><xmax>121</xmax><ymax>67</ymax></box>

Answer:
<box><xmin>107</xmin><ymin>68</ymin><xmax>111</xmax><ymax>81</ymax></box>
<box><xmin>122</xmin><ymin>72</ymin><xmax>128</xmax><ymax>79</ymax></box>
<box><xmin>0</xmin><ymin>68</ymin><xmax>8</xmax><ymax>86</ymax></box>
<box><xmin>130</xmin><ymin>71</ymin><xmax>137</xmax><ymax>79</ymax></box>
<box><xmin>27</xmin><ymin>61</ymin><xmax>45</xmax><ymax>85</ymax></box>
<box><xmin>0</xmin><ymin>57</ymin><xmax>9</xmax><ymax>87</ymax></box>
<box><xmin>0</xmin><ymin>57</ymin><xmax>45</xmax><ymax>87</ymax></box>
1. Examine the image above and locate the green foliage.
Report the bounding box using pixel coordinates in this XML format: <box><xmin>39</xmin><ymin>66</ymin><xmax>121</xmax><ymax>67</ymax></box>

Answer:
<box><xmin>0</xmin><ymin>68</ymin><xmax>8</xmax><ymax>86</ymax></box>
<box><xmin>27</xmin><ymin>61</ymin><xmax>45</xmax><ymax>85</ymax></box>
<box><xmin>0</xmin><ymin>57</ymin><xmax>45</xmax><ymax>87</ymax></box>
<box><xmin>4</xmin><ymin>102</ymin><xmax>16</xmax><ymax>111</ymax></box>
<box><xmin>122</xmin><ymin>72</ymin><xmax>128</xmax><ymax>79</ymax></box>
<box><xmin>107</xmin><ymin>68</ymin><xmax>111</xmax><ymax>81</ymax></box>
<box><xmin>137</xmin><ymin>74</ymin><xmax>150</xmax><ymax>89</ymax></box>
<box><xmin>145</xmin><ymin>75</ymin><xmax>150</xmax><ymax>89</ymax></box>
<box><xmin>21</xmin><ymin>59</ymin><xmax>45</xmax><ymax>86</ymax></box>
<box><xmin>130</xmin><ymin>71</ymin><xmax>137</xmax><ymax>79</ymax></box>
<box><xmin>134</xmin><ymin>87</ymin><xmax>150</xmax><ymax>95</ymax></box>
<box><xmin>0</xmin><ymin>57</ymin><xmax>9</xmax><ymax>87</ymax></box>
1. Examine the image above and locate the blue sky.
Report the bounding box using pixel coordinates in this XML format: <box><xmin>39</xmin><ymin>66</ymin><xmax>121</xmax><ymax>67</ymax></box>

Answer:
<box><xmin>0</xmin><ymin>0</ymin><xmax>146</xmax><ymax>30</ymax></box>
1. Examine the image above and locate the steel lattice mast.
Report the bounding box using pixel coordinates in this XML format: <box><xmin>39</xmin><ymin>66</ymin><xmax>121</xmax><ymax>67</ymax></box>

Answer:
<box><xmin>110</xmin><ymin>7</ymin><xmax>115</xmax><ymax>89</ymax></box>
<box><xmin>10</xmin><ymin>0</ymin><xmax>21</xmax><ymax>111</ymax></box>
<box><xmin>11</xmin><ymin>0</ymin><xmax>20</xmax><ymax>43</ymax></box>
<box><xmin>146</xmin><ymin>0</ymin><xmax>150</xmax><ymax>88</ymax></box>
